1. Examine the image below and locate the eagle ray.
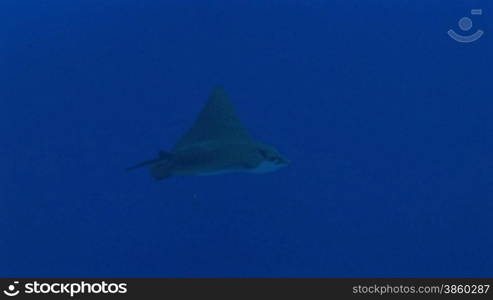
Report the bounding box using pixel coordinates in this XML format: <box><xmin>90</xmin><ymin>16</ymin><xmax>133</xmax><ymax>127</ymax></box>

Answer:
<box><xmin>127</xmin><ymin>87</ymin><xmax>288</xmax><ymax>180</ymax></box>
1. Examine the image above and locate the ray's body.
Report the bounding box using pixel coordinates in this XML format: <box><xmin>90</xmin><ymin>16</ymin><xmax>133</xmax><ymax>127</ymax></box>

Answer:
<box><xmin>127</xmin><ymin>87</ymin><xmax>288</xmax><ymax>180</ymax></box>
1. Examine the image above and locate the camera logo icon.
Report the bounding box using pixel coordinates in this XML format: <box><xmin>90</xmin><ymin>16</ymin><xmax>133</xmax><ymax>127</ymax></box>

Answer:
<box><xmin>448</xmin><ymin>9</ymin><xmax>484</xmax><ymax>43</ymax></box>
<box><xmin>3</xmin><ymin>282</ymin><xmax>20</xmax><ymax>297</ymax></box>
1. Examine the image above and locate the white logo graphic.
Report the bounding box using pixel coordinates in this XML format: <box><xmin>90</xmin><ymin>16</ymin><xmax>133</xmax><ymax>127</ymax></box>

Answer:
<box><xmin>448</xmin><ymin>9</ymin><xmax>484</xmax><ymax>43</ymax></box>
<box><xmin>3</xmin><ymin>281</ymin><xmax>20</xmax><ymax>297</ymax></box>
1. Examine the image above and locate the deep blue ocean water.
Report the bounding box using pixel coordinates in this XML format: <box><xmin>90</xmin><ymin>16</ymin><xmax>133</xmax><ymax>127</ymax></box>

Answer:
<box><xmin>1</xmin><ymin>0</ymin><xmax>492</xmax><ymax>277</ymax></box>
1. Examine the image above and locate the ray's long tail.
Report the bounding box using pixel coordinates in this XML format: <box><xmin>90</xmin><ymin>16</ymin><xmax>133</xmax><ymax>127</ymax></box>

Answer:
<box><xmin>125</xmin><ymin>151</ymin><xmax>173</xmax><ymax>171</ymax></box>
<box><xmin>125</xmin><ymin>158</ymin><xmax>161</xmax><ymax>171</ymax></box>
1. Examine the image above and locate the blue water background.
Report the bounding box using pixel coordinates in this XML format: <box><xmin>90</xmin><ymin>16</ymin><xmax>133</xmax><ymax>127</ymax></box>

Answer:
<box><xmin>1</xmin><ymin>0</ymin><xmax>492</xmax><ymax>276</ymax></box>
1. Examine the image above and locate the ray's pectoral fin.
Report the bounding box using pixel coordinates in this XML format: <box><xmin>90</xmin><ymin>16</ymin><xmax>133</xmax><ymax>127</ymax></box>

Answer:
<box><xmin>172</xmin><ymin>87</ymin><xmax>254</xmax><ymax>152</ymax></box>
